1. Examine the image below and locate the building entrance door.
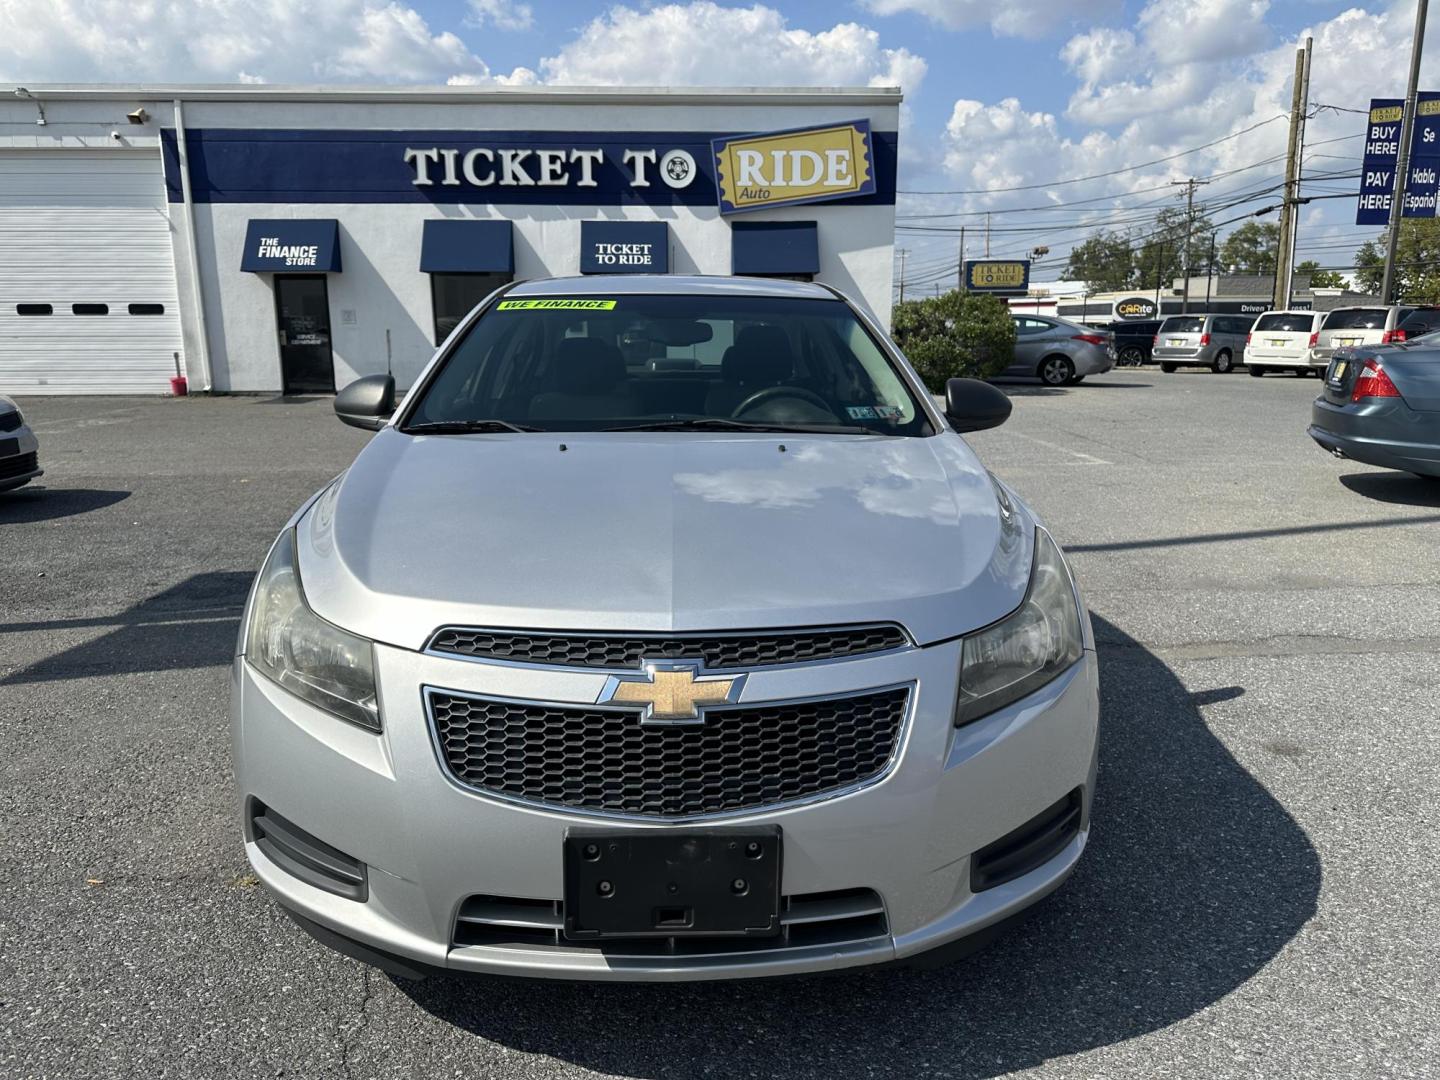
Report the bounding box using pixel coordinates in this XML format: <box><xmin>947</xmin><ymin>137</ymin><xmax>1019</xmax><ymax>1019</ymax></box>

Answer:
<box><xmin>274</xmin><ymin>275</ymin><xmax>335</xmax><ymax>394</ymax></box>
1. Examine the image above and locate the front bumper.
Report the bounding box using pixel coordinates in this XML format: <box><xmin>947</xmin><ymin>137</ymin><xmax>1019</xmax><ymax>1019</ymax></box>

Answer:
<box><xmin>0</xmin><ymin>424</ymin><xmax>42</xmax><ymax>492</ymax></box>
<box><xmin>232</xmin><ymin>638</ymin><xmax>1100</xmax><ymax>981</ymax></box>
<box><xmin>1309</xmin><ymin>398</ymin><xmax>1440</xmax><ymax>477</ymax></box>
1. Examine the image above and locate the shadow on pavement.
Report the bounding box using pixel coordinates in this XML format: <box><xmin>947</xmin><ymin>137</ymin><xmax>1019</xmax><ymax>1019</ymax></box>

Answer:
<box><xmin>398</xmin><ymin>615</ymin><xmax>1321</xmax><ymax>1079</ymax></box>
<box><xmin>0</xmin><ymin>487</ymin><xmax>130</xmax><ymax>523</ymax></box>
<box><xmin>0</xmin><ymin>571</ymin><xmax>250</xmax><ymax>684</ymax></box>
<box><xmin>1339</xmin><ymin>471</ymin><xmax>1440</xmax><ymax>507</ymax></box>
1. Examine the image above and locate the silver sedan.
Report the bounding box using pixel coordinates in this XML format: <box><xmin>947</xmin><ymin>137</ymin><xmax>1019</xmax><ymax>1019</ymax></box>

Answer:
<box><xmin>0</xmin><ymin>395</ymin><xmax>42</xmax><ymax>492</ymax></box>
<box><xmin>1004</xmin><ymin>316</ymin><xmax>1116</xmax><ymax>386</ymax></box>
<box><xmin>231</xmin><ymin>276</ymin><xmax>1100</xmax><ymax>982</ymax></box>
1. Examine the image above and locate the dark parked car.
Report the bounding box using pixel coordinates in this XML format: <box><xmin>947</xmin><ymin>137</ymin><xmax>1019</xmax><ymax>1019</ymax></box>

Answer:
<box><xmin>1308</xmin><ymin>339</ymin><xmax>1440</xmax><ymax>479</ymax></box>
<box><xmin>1107</xmin><ymin>320</ymin><xmax>1162</xmax><ymax>366</ymax></box>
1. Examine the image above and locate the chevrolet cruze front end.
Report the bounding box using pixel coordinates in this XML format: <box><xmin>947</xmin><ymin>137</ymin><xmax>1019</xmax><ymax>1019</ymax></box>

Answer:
<box><xmin>231</xmin><ymin>276</ymin><xmax>1100</xmax><ymax>981</ymax></box>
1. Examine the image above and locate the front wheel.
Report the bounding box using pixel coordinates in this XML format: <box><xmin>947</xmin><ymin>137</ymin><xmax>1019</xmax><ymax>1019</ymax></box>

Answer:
<box><xmin>1160</xmin><ymin>362</ymin><xmax>1177</xmax><ymax>373</ymax></box>
<box><xmin>1294</xmin><ymin>367</ymin><xmax>1310</xmax><ymax>377</ymax></box>
<box><xmin>1118</xmin><ymin>345</ymin><xmax>1146</xmax><ymax>366</ymax></box>
<box><xmin>1249</xmin><ymin>365</ymin><xmax>1265</xmax><ymax>377</ymax></box>
<box><xmin>1039</xmin><ymin>356</ymin><xmax>1075</xmax><ymax>386</ymax></box>
<box><xmin>1213</xmin><ymin>351</ymin><xmax>1234</xmax><ymax>374</ymax></box>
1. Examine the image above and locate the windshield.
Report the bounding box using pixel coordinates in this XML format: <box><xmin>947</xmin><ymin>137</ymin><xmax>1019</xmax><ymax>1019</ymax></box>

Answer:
<box><xmin>403</xmin><ymin>294</ymin><xmax>932</xmax><ymax>436</ymax></box>
<box><xmin>1253</xmin><ymin>313</ymin><xmax>1314</xmax><ymax>333</ymax></box>
<box><xmin>1159</xmin><ymin>317</ymin><xmax>1205</xmax><ymax>334</ymax></box>
<box><xmin>1322</xmin><ymin>308</ymin><xmax>1387</xmax><ymax>330</ymax></box>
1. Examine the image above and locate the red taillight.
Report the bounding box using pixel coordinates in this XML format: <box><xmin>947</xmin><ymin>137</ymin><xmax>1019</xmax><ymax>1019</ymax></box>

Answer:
<box><xmin>1072</xmin><ymin>333</ymin><xmax>1107</xmax><ymax>346</ymax></box>
<box><xmin>1246</xmin><ymin>332</ymin><xmax>1252</xmax><ymax>344</ymax></box>
<box><xmin>1308</xmin><ymin>332</ymin><xmax>1319</xmax><ymax>348</ymax></box>
<box><xmin>1152</xmin><ymin>334</ymin><xmax>1159</xmax><ymax>347</ymax></box>
<box><xmin>1351</xmin><ymin>358</ymin><xmax>1402</xmax><ymax>402</ymax></box>
<box><xmin>1380</xmin><ymin>328</ymin><xmax>1407</xmax><ymax>343</ymax></box>
<box><xmin>1200</xmin><ymin>332</ymin><xmax>1211</xmax><ymax>346</ymax></box>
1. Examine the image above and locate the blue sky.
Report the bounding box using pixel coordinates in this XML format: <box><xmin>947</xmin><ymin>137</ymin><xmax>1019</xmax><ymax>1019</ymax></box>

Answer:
<box><xmin>4</xmin><ymin>0</ymin><xmax>1436</xmax><ymax>286</ymax></box>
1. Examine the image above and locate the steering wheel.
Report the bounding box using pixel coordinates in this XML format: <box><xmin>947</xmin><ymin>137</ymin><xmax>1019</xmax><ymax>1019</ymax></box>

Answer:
<box><xmin>731</xmin><ymin>385</ymin><xmax>833</xmax><ymax>419</ymax></box>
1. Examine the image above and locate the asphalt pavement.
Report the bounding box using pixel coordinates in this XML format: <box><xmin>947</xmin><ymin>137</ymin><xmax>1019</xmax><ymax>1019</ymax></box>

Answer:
<box><xmin>2</xmin><ymin>371</ymin><xmax>1437</xmax><ymax>1079</ymax></box>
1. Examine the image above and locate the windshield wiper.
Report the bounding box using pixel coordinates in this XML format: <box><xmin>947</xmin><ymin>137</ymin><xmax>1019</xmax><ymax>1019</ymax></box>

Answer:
<box><xmin>601</xmin><ymin>417</ymin><xmax>870</xmax><ymax>434</ymax></box>
<box><xmin>403</xmin><ymin>419</ymin><xmax>542</xmax><ymax>435</ymax></box>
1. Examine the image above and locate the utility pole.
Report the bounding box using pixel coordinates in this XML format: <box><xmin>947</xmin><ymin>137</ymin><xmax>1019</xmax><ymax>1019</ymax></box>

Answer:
<box><xmin>1283</xmin><ymin>36</ymin><xmax>1314</xmax><ymax>307</ymax></box>
<box><xmin>958</xmin><ymin>227</ymin><xmax>966</xmax><ymax>293</ymax></box>
<box><xmin>1383</xmin><ymin>0</ymin><xmax>1429</xmax><ymax>303</ymax></box>
<box><xmin>897</xmin><ymin>247</ymin><xmax>909</xmax><ymax>303</ymax></box>
<box><xmin>985</xmin><ymin>212</ymin><xmax>991</xmax><ymax>257</ymax></box>
<box><xmin>1274</xmin><ymin>40</ymin><xmax>1311</xmax><ymax>309</ymax></box>
<box><xmin>1171</xmin><ymin>179</ymin><xmax>1209</xmax><ymax>313</ymax></box>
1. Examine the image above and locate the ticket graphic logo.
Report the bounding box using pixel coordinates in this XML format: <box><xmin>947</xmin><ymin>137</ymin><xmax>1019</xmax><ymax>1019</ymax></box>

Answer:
<box><xmin>712</xmin><ymin>120</ymin><xmax>876</xmax><ymax>214</ymax></box>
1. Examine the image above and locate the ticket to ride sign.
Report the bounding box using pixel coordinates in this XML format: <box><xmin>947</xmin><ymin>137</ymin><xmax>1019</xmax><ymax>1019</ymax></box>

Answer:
<box><xmin>964</xmin><ymin>260</ymin><xmax>1030</xmax><ymax>294</ymax></box>
<box><xmin>712</xmin><ymin>120</ymin><xmax>876</xmax><ymax>214</ymax></box>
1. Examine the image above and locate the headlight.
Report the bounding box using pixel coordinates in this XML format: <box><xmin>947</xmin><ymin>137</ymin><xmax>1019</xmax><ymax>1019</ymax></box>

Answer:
<box><xmin>955</xmin><ymin>528</ymin><xmax>1084</xmax><ymax>726</ymax></box>
<box><xmin>245</xmin><ymin>528</ymin><xmax>380</xmax><ymax>731</ymax></box>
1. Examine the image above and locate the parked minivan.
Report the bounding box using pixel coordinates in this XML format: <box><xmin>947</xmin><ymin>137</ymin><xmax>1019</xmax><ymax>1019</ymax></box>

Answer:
<box><xmin>1246</xmin><ymin>310</ymin><xmax>1325</xmax><ymax>376</ymax></box>
<box><xmin>1152</xmin><ymin>314</ymin><xmax>1250</xmax><ymax>373</ymax></box>
<box><xmin>1313</xmin><ymin>305</ymin><xmax>1440</xmax><ymax>365</ymax></box>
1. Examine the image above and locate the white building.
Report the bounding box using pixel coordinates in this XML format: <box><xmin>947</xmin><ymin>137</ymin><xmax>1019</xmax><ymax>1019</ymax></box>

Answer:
<box><xmin>0</xmin><ymin>85</ymin><xmax>900</xmax><ymax>395</ymax></box>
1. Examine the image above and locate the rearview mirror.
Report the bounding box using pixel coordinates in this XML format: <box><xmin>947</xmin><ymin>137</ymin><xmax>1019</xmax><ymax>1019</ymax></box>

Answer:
<box><xmin>334</xmin><ymin>374</ymin><xmax>395</xmax><ymax>431</ymax></box>
<box><xmin>944</xmin><ymin>378</ymin><xmax>1011</xmax><ymax>433</ymax></box>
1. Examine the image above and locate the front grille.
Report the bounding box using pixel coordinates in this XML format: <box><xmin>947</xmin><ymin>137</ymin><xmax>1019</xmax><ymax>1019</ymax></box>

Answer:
<box><xmin>453</xmin><ymin>888</ymin><xmax>887</xmax><ymax>955</ymax></box>
<box><xmin>0</xmin><ymin>451</ymin><xmax>38</xmax><ymax>481</ymax></box>
<box><xmin>429</xmin><ymin>686</ymin><xmax>909</xmax><ymax>818</ymax></box>
<box><xmin>427</xmin><ymin>624</ymin><xmax>910</xmax><ymax>670</ymax></box>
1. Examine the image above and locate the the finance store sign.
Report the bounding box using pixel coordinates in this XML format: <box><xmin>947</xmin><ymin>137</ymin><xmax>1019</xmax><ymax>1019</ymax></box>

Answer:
<box><xmin>1357</xmin><ymin>93</ymin><xmax>1440</xmax><ymax>224</ymax></box>
<box><xmin>161</xmin><ymin>122</ymin><xmax>894</xmax><ymax>213</ymax></box>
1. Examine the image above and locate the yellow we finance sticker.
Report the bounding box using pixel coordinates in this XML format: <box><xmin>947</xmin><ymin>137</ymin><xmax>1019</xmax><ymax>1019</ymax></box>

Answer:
<box><xmin>496</xmin><ymin>298</ymin><xmax>617</xmax><ymax>311</ymax></box>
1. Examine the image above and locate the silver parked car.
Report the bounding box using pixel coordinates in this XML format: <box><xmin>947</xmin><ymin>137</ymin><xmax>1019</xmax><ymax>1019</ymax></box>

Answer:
<box><xmin>1153</xmin><ymin>313</ymin><xmax>1250</xmax><ymax>373</ymax></box>
<box><xmin>1005</xmin><ymin>315</ymin><xmax>1116</xmax><ymax>386</ymax></box>
<box><xmin>0</xmin><ymin>394</ymin><xmax>42</xmax><ymax>492</ymax></box>
<box><xmin>232</xmin><ymin>276</ymin><xmax>1100</xmax><ymax>982</ymax></box>
<box><xmin>1313</xmin><ymin>305</ymin><xmax>1440</xmax><ymax>366</ymax></box>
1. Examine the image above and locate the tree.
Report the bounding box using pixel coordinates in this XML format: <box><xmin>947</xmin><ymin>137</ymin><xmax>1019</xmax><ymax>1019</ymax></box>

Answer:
<box><xmin>1065</xmin><ymin>231</ymin><xmax>1134</xmax><ymax>292</ymax></box>
<box><xmin>891</xmin><ymin>291</ymin><xmax>1016</xmax><ymax>390</ymax></box>
<box><xmin>1133</xmin><ymin>206</ymin><xmax>1217</xmax><ymax>288</ymax></box>
<box><xmin>1354</xmin><ymin>219</ymin><xmax>1440</xmax><ymax>302</ymax></box>
<box><xmin>1295</xmin><ymin>260</ymin><xmax>1347</xmax><ymax>289</ymax></box>
<box><xmin>1219</xmin><ymin>221</ymin><xmax>1281</xmax><ymax>274</ymax></box>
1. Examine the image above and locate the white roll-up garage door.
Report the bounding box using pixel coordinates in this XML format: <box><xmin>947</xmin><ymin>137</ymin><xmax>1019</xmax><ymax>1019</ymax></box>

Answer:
<box><xmin>0</xmin><ymin>149</ymin><xmax>183</xmax><ymax>395</ymax></box>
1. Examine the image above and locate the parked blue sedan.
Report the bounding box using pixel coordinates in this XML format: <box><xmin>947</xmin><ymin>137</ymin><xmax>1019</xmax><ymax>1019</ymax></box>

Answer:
<box><xmin>1308</xmin><ymin>340</ymin><xmax>1440</xmax><ymax>479</ymax></box>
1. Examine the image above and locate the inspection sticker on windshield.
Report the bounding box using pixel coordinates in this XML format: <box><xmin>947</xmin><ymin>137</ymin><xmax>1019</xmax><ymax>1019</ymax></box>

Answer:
<box><xmin>846</xmin><ymin>405</ymin><xmax>902</xmax><ymax>420</ymax></box>
<box><xmin>496</xmin><ymin>299</ymin><xmax>617</xmax><ymax>311</ymax></box>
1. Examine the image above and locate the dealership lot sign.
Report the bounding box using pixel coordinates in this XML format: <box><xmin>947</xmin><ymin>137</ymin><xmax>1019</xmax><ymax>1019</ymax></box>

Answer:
<box><xmin>711</xmin><ymin>120</ymin><xmax>877</xmax><ymax>214</ymax></box>
<box><xmin>963</xmin><ymin>259</ymin><xmax>1030</xmax><ymax>295</ymax></box>
<box><xmin>1357</xmin><ymin>94</ymin><xmax>1440</xmax><ymax>224</ymax></box>
<box><xmin>161</xmin><ymin>128</ymin><xmax>895</xmax><ymax>208</ymax></box>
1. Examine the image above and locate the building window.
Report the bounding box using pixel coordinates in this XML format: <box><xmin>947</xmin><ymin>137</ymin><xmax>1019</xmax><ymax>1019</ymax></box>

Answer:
<box><xmin>430</xmin><ymin>273</ymin><xmax>510</xmax><ymax>344</ymax></box>
<box><xmin>128</xmin><ymin>303</ymin><xmax>165</xmax><ymax>316</ymax></box>
<box><xmin>16</xmin><ymin>303</ymin><xmax>52</xmax><ymax>316</ymax></box>
<box><xmin>72</xmin><ymin>303</ymin><xmax>109</xmax><ymax>315</ymax></box>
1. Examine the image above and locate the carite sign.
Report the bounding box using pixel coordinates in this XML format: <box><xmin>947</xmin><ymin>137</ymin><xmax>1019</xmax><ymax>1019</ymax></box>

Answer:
<box><xmin>1114</xmin><ymin>296</ymin><xmax>1158</xmax><ymax>320</ymax></box>
<box><xmin>160</xmin><ymin>128</ymin><xmax>897</xmax><ymax>208</ymax></box>
<box><xmin>964</xmin><ymin>260</ymin><xmax>1030</xmax><ymax>294</ymax></box>
<box><xmin>711</xmin><ymin>120</ymin><xmax>877</xmax><ymax>214</ymax></box>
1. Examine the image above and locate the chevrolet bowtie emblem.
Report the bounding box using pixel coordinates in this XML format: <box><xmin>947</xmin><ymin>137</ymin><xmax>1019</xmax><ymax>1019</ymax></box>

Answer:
<box><xmin>597</xmin><ymin>662</ymin><xmax>747</xmax><ymax>724</ymax></box>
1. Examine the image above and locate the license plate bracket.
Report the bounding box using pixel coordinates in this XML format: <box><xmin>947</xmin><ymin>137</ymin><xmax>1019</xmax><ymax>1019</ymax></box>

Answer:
<box><xmin>563</xmin><ymin>828</ymin><xmax>782</xmax><ymax>940</ymax></box>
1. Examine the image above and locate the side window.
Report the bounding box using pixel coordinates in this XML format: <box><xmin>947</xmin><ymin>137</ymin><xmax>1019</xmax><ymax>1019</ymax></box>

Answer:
<box><xmin>1014</xmin><ymin>318</ymin><xmax>1049</xmax><ymax>335</ymax></box>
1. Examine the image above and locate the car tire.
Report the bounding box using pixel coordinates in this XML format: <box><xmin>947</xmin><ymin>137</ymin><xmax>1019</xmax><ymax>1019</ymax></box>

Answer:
<box><xmin>1160</xmin><ymin>362</ymin><xmax>1177</xmax><ymax>373</ymax></box>
<box><xmin>1118</xmin><ymin>345</ymin><xmax>1146</xmax><ymax>366</ymax></box>
<box><xmin>1249</xmin><ymin>365</ymin><xmax>1265</xmax><ymax>377</ymax></box>
<box><xmin>1213</xmin><ymin>351</ymin><xmax>1234</xmax><ymax>374</ymax></box>
<box><xmin>1294</xmin><ymin>367</ymin><xmax>1309</xmax><ymax>377</ymax></box>
<box><xmin>1038</xmin><ymin>355</ymin><xmax>1075</xmax><ymax>386</ymax></box>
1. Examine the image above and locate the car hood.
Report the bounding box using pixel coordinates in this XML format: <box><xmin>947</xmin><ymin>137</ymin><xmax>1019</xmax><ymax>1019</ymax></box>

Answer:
<box><xmin>296</xmin><ymin>429</ymin><xmax>1034</xmax><ymax>650</ymax></box>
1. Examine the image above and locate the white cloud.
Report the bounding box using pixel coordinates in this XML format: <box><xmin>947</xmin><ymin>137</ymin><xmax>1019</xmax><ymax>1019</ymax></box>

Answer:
<box><xmin>859</xmin><ymin>0</ymin><xmax>1120</xmax><ymax>39</ymax></box>
<box><xmin>538</xmin><ymin>3</ymin><xmax>925</xmax><ymax>92</ymax></box>
<box><xmin>0</xmin><ymin>0</ymin><xmax>530</xmax><ymax>84</ymax></box>
<box><xmin>468</xmin><ymin>0</ymin><xmax>534</xmax><ymax>32</ymax></box>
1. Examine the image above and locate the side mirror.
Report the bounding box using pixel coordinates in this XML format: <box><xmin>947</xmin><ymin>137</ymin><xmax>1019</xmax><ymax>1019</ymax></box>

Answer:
<box><xmin>334</xmin><ymin>374</ymin><xmax>395</xmax><ymax>431</ymax></box>
<box><xmin>944</xmin><ymin>378</ymin><xmax>1012</xmax><ymax>433</ymax></box>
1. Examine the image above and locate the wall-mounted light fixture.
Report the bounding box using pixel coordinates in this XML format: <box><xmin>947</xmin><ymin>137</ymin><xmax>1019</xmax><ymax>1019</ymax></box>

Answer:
<box><xmin>13</xmin><ymin>87</ymin><xmax>46</xmax><ymax>126</ymax></box>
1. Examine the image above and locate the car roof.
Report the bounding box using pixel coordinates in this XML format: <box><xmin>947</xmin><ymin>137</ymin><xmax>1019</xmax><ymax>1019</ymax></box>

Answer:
<box><xmin>505</xmin><ymin>274</ymin><xmax>837</xmax><ymax>300</ymax></box>
<box><xmin>1255</xmin><ymin>309</ymin><xmax>1318</xmax><ymax>316</ymax></box>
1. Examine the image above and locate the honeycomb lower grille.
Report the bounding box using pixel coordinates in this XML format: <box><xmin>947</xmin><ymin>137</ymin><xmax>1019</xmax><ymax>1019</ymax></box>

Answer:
<box><xmin>0</xmin><ymin>451</ymin><xmax>38</xmax><ymax>481</ymax></box>
<box><xmin>426</xmin><ymin>624</ymin><xmax>910</xmax><ymax>670</ymax></box>
<box><xmin>429</xmin><ymin>686</ymin><xmax>910</xmax><ymax>818</ymax></box>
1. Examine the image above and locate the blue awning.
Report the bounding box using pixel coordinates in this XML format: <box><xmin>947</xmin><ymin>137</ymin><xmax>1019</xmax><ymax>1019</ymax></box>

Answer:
<box><xmin>580</xmin><ymin>221</ymin><xmax>669</xmax><ymax>274</ymax></box>
<box><xmin>240</xmin><ymin>219</ymin><xmax>341</xmax><ymax>272</ymax></box>
<box><xmin>731</xmin><ymin>220</ymin><xmax>819</xmax><ymax>275</ymax></box>
<box><xmin>419</xmin><ymin>219</ymin><xmax>514</xmax><ymax>274</ymax></box>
